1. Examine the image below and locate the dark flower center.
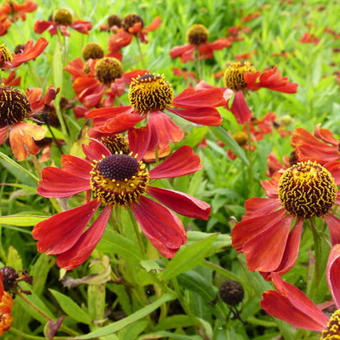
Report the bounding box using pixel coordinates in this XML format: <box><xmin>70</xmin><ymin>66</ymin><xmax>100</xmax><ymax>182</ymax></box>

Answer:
<box><xmin>14</xmin><ymin>44</ymin><xmax>25</xmax><ymax>55</ymax></box>
<box><xmin>0</xmin><ymin>44</ymin><xmax>13</xmax><ymax>66</ymax></box>
<box><xmin>224</xmin><ymin>61</ymin><xmax>256</xmax><ymax>91</ymax></box>
<box><xmin>128</xmin><ymin>73</ymin><xmax>174</xmax><ymax>113</ymax></box>
<box><xmin>122</xmin><ymin>14</ymin><xmax>144</xmax><ymax>32</ymax></box>
<box><xmin>187</xmin><ymin>24</ymin><xmax>209</xmax><ymax>45</ymax></box>
<box><xmin>218</xmin><ymin>279</ymin><xmax>244</xmax><ymax>306</ymax></box>
<box><xmin>90</xmin><ymin>154</ymin><xmax>149</xmax><ymax>206</ymax></box>
<box><xmin>82</xmin><ymin>43</ymin><xmax>104</xmax><ymax>61</ymax></box>
<box><xmin>278</xmin><ymin>161</ymin><xmax>338</xmax><ymax>218</ymax></box>
<box><xmin>233</xmin><ymin>131</ymin><xmax>248</xmax><ymax>146</ymax></box>
<box><xmin>53</xmin><ymin>8</ymin><xmax>73</xmax><ymax>25</ymax></box>
<box><xmin>321</xmin><ymin>309</ymin><xmax>340</xmax><ymax>339</ymax></box>
<box><xmin>107</xmin><ymin>14</ymin><xmax>122</xmax><ymax>28</ymax></box>
<box><xmin>95</xmin><ymin>57</ymin><xmax>123</xmax><ymax>85</ymax></box>
<box><xmin>0</xmin><ymin>87</ymin><xmax>31</xmax><ymax>127</ymax></box>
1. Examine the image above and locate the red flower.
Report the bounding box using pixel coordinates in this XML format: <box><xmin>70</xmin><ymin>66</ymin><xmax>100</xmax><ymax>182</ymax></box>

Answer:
<box><xmin>292</xmin><ymin>125</ymin><xmax>340</xmax><ymax>164</ymax></box>
<box><xmin>3</xmin><ymin>71</ymin><xmax>20</xmax><ymax>86</ymax></box>
<box><xmin>299</xmin><ymin>32</ymin><xmax>319</xmax><ymax>44</ymax></box>
<box><xmin>87</xmin><ymin>73</ymin><xmax>223</xmax><ymax>157</ymax></box>
<box><xmin>0</xmin><ymin>37</ymin><xmax>48</xmax><ymax>70</ymax></box>
<box><xmin>108</xmin><ymin>15</ymin><xmax>161</xmax><ymax>58</ymax></box>
<box><xmin>241</xmin><ymin>12</ymin><xmax>260</xmax><ymax>23</ymax></box>
<box><xmin>0</xmin><ymin>272</ymin><xmax>13</xmax><ymax>336</ymax></box>
<box><xmin>34</xmin><ymin>8</ymin><xmax>91</xmax><ymax>36</ymax></box>
<box><xmin>261</xmin><ymin>245</ymin><xmax>340</xmax><ymax>335</ymax></box>
<box><xmin>33</xmin><ymin>140</ymin><xmax>210</xmax><ymax>270</ymax></box>
<box><xmin>232</xmin><ymin>148</ymin><xmax>340</xmax><ymax>277</ymax></box>
<box><xmin>169</xmin><ymin>24</ymin><xmax>232</xmax><ymax>63</ymax></box>
<box><xmin>0</xmin><ymin>0</ymin><xmax>37</xmax><ymax>22</ymax></box>
<box><xmin>0</xmin><ymin>86</ymin><xmax>58</xmax><ymax>161</ymax></box>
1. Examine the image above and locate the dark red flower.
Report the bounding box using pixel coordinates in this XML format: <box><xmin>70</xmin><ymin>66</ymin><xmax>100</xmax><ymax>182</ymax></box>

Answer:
<box><xmin>87</xmin><ymin>73</ymin><xmax>223</xmax><ymax>157</ymax></box>
<box><xmin>299</xmin><ymin>32</ymin><xmax>319</xmax><ymax>44</ymax></box>
<box><xmin>34</xmin><ymin>8</ymin><xmax>91</xmax><ymax>36</ymax></box>
<box><xmin>169</xmin><ymin>24</ymin><xmax>232</xmax><ymax>63</ymax></box>
<box><xmin>261</xmin><ymin>245</ymin><xmax>340</xmax><ymax>336</ymax></box>
<box><xmin>33</xmin><ymin>140</ymin><xmax>210</xmax><ymax>270</ymax></box>
<box><xmin>0</xmin><ymin>272</ymin><xmax>13</xmax><ymax>336</ymax></box>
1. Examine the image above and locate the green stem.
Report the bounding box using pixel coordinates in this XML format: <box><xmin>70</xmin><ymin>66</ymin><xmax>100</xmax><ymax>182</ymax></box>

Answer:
<box><xmin>31</xmin><ymin>154</ymin><xmax>42</xmax><ymax>179</ymax></box>
<box><xmin>128</xmin><ymin>208</ymin><xmax>145</xmax><ymax>254</ymax></box>
<box><xmin>9</xmin><ymin>328</ymin><xmax>71</xmax><ymax>340</ymax></box>
<box><xmin>245</xmin><ymin>122</ymin><xmax>254</xmax><ymax>197</ymax></box>
<box><xmin>195</xmin><ymin>48</ymin><xmax>202</xmax><ymax>80</ymax></box>
<box><xmin>135</xmin><ymin>38</ymin><xmax>146</xmax><ymax>68</ymax></box>
<box><xmin>308</xmin><ymin>218</ymin><xmax>321</xmax><ymax>299</ymax></box>
<box><xmin>47</xmin><ymin>123</ymin><xmax>64</xmax><ymax>155</ymax></box>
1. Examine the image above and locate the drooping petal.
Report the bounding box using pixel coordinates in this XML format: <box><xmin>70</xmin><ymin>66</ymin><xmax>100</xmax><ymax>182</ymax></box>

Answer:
<box><xmin>314</xmin><ymin>124</ymin><xmax>339</xmax><ymax>147</ymax></box>
<box><xmin>327</xmin><ymin>244</ymin><xmax>340</xmax><ymax>308</ymax></box>
<box><xmin>325</xmin><ymin>214</ymin><xmax>340</xmax><ymax>246</ymax></box>
<box><xmin>243</xmin><ymin>197</ymin><xmax>282</xmax><ymax>219</ymax></box>
<box><xmin>82</xmin><ymin>138</ymin><xmax>111</xmax><ymax>162</ymax></box>
<box><xmin>147</xmin><ymin>186</ymin><xmax>211</xmax><ymax>220</ymax></box>
<box><xmin>0</xmin><ymin>126</ymin><xmax>9</xmax><ymax>145</ymax></box>
<box><xmin>128</xmin><ymin>126</ymin><xmax>151</xmax><ymax>161</ymax></box>
<box><xmin>228</xmin><ymin>90</ymin><xmax>252</xmax><ymax>124</ymax></box>
<box><xmin>71</xmin><ymin>20</ymin><xmax>92</xmax><ymax>34</ymax></box>
<box><xmin>34</xmin><ymin>20</ymin><xmax>55</xmax><ymax>34</ymax></box>
<box><xmin>260</xmin><ymin>173</ymin><xmax>281</xmax><ymax>198</ymax></box>
<box><xmin>33</xmin><ymin>200</ymin><xmax>101</xmax><ymax>255</ymax></box>
<box><xmin>150</xmin><ymin>146</ymin><xmax>202</xmax><ymax>179</ymax></box>
<box><xmin>131</xmin><ymin>196</ymin><xmax>186</xmax><ymax>258</ymax></box>
<box><xmin>61</xmin><ymin>155</ymin><xmax>92</xmax><ymax>179</ymax></box>
<box><xmin>243</xmin><ymin>214</ymin><xmax>293</xmax><ymax>272</ymax></box>
<box><xmin>324</xmin><ymin>161</ymin><xmax>340</xmax><ymax>185</ymax></box>
<box><xmin>37</xmin><ymin>167</ymin><xmax>91</xmax><ymax>198</ymax></box>
<box><xmin>143</xmin><ymin>16</ymin><xmax>162</xmax><ymax>33</ymax></box>
<box><xmin>169</xmin><ymin>44</ymin><xmax>193</xmax><ymax>59</ymax></box>
<box><xmin>56</xmin><ymin>205</ymin><xmax>112</xmax><ymax>270</ymax></box>
<box><xmin>9</xmin><ymin>122</ymin><xmax>46</xmax><ymax>161</ymax></box>
<box><xmin>261</xmin><ymin>275</ymin><xmax>328</xmax><ymax>332</ymax></box>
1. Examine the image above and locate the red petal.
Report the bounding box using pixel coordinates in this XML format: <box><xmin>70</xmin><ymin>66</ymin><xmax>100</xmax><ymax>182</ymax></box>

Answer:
<box><xmin>150</xmin><ymin>146</ymin><xmax>202</xmax><ymax>179</ymax></box>
<box><xmin>33</xmin><ymin>200</ymin><xmax>101</xmax><ymax>255</ymax></box>
<box><xmin>122</xmin><ymin>69</ymin><xmax>149</xmax><ymax>84</ymax></box>
<box><xmin>229</xmin><ymin>91</ymin><xmax>252</xmax><ymax>124</ymax></box>
<box><xmin>0</xmin><ymin>126</ymin><xmax>9</xmax><ymax>145</ymax></box>
<box><xmin>243</xmin><ymin>214</ymin><xmax>293</xmax><ymax>272</ymax></box>
<box><xmin>71</xmin><ymin>20</ymin><xmax>92</xmax><ymax>34</ymax></box>
<box><xmin>243</xmin><ymin>197</ymin><xmax>282</xmax><ymax>219</ymax></box>
<box><xmin>37</xmin><ymin>167</ymin><xmax>91</xmax><ymax>198</ymax></box>
<box><xmin>169</xmin><ymin>44</ymin><xmax>193</xmax><ymax>59</ymax></box>
<box><xmin>61</xmin><ymin>155</ymin><xmax>92</xmax><ymax>179</ymax></box>
<box><xmin>34</xmin><ymin>20</ymin><xmax>54</xmax><ymax>34</ymax></box>
<box><xmin>12</xmin><ymin>38</ymin><xmax>48</xmax><ymax>67</ymax></box>
<box><xmin>261</xmin><ymin>284</ymin><xmax>327</xmax><ymax>332</ymax></box>
<box><xmin>325</xmin><ymin>214</ymin><xmax>340</xmax><ymax>246</ymax></box>
<box><xmin>168</xmin><ymin>106</ymin><xmax>222</xmax><ymax>126</ymax></box>
<box><xmin>143</xmin><ymin>16</ymin><xmax>162</xmax><ymax>33</ymax></box>
<box><xmin>57</xmin><ymin>206</ymin><xmax>112</xmax><ymax>270</ymax></box>
<box><xmin>327</xmin><ymin>244</ymin><xmax>340</xmax><ymax>308</ymax></box>
<box><xmin>314</xmin><ymin>124</ymin><xmax>338</xmax><ymax>146</ymax></box>
<box><xmin>131</xmin><ymin>196</ymin><xmax>187</xmax><ymax>257</ymax></box>
<box><xmin>260</xmin><ymin>173</ymin><xmax>280</xmax><ymax>198</ymax></box>
<box><xmin>82</xmin><ymin>139</ymin><xmax>111</xmax><ymax>162</ymax></box>
<box><xmin>147</xmin><ymin>186</ymin><xmax>211</xmax><ymax>220</ymax></box>
<box><xmin>232</xmin><ymin>209</ymin><xmax>286</xmax><ymax>251</ymax></box>
<box><xmin>173</xmin><ymin>87</ymin><xmax>225</xmax><ymax>108</ymax></box>
<box><xmin>128</xmin><ymin>126</ymin><xmax>151</xmax><ymax>161</ymax></box>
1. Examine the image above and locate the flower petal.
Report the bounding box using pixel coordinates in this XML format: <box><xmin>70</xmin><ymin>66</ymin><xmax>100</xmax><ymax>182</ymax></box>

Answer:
<box><xmin>0</xmin><ymin>126</ymin><xmax>9</xmax><ymax>145</ymax></box>
<box><xmin>61</xmin><ymin>155</ymin><xmax>92</xmax><ymax>179</ymax></box>
<box><xmin>243</xmin><ymin>197</ymin><xmax>282</xmax><ymax>219</ymax></box>
<box><xmin>147</xmin><ymin>186</ymin><xmax>211</xmax><ymax>220</ymax></box>
<box><xmin>143</xmin><ymin>16</ymin><xmax>162</xmax><ymax>33</ymax></box>
<box><xmin>169</xmin><ymin>44</ymin><xmax>193</xmax><ymax>59</ymax></box>
<box><xmin>82</xmin><ymin>139</ymin><xmax>111</xmax><ymax>162</ymax></box>
<box><xmin>150</xmin><ymin>146</ymin><xmax>202</xmax><ymax>179</ymax></box>
<box><xmin>71</xmin><ymin>20</ymin><xmax>92</xmax><ymax>34</ymax></box>
<box><xmin>314</xmin><ymin>124</ymin><xmax>338</xmax><ymax>146</ymax></box>
<box><xmin>37</xmin><ymin>167</ymin><xmax>91</xmax><ymax>197</ymax></box>
<box><xmin>327</xmin><ymin>244</ymin><xmax>340</xmax><ymax>308</ymax></box>
<box><xmin>57</xmin><ymin>205</ymin><xmax>112</xmax><ymax>270</ymax></box>
<box><xmin>325</xmin><ymin>214</ymin><xmax>340</xmax><ymax>246</ymax></box>
<box><xmin>229</xmin><ymin>90</ymin><xmax>252</xmax><ymax>125</ymax></box>
<box><xmin>33</xmin><ymin>200</ymin><xmax>101</xmax><ymax>255</ymax></box>
<box><xmin>128</xmin><ymin>126</ymin><xmax>152</xmax><ymax>161</ymax></box>
<box><xmin>131</xmin><ymin>196</ymin><xmax>187</xmax><ymax>257</ymax></box>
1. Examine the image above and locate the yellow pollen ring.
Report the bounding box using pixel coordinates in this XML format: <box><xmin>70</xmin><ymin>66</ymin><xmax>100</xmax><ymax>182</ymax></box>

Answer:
<box><xmin>321</xmin><ymin>309</ymin><xmax>340</xmax><ymax>339</ymax></box>
<box><xmin>224</xmin><ymin>61</ymin><xmax>256</xmax><ymax>91</ymax></box>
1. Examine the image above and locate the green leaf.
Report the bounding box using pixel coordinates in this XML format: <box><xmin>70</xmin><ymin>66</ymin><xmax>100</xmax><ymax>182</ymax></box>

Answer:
<box><xmin>159</xmin><ymin>234</ymin><xmax>218</xmax><ymax>282</ymax></box>
<box><xmin>210</xmin><ymin>126</ymin><xmax>249</xmax><ymax>166</ymax></box>
<box><xmin>187</xmin><ymin>231</ymin><xmax>231</xmax><ymax>255</ymax></box>
<box><xmin>154</xmin><ymin>315</ymin><xmax>198</xmax><ymax>331</ymax></box>
<box><xmin>49</xmin><ymin>289</ymin><xmax>92</xmax><ymax>325</ymax></box>
<box><xmin>7</xmin><ymin>246</ymin><xmax>23</xmax><ymax>271</ymax></box>
<box><xmin>0</xmin><ymin>215</ymin><xmax>49</xmax><ymax>226</ymax></box>
<box><xmin>74</xmin><ymin>293</ymin><xmax>175</xmax><ymax>339</ymax></box>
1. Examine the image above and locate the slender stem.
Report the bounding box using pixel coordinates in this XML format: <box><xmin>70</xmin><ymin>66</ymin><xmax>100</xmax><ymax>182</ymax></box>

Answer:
<box><xmin>9</xmin><ymin>328</ymin><xmax>71</xmax><ymax>340</ymax></box>
<box><xmin>135</xmin><ymin>38</ymin><xmax>146</xmax><ymax>68</ymax></box>
<box><xmin>47</xmin><ymin>123</ymin><xmax>64</xmax><ymax>155</ymax></box>
<box><xmin>245</xmin><ymin>122</ymin><xmax>254</xmax><ymax>197</ymax></box>
<box><xmin>31</xmin><ymin>154</ymin><xmax>42</xmax><ymax>179</ymax></box>
<box><xmin>128</xmin><ymin>208</ymin><xmax>145</xmax><ymax>254</ymax></box>
<box><xmin>309</xmin><ymin>218</ymin><xmax>321</xmax><ymax>299</ymax></box>
<box><xmin>195</xmin><ymin>47</ymin><xmax>202</xmax><ymax>79</ymax></box>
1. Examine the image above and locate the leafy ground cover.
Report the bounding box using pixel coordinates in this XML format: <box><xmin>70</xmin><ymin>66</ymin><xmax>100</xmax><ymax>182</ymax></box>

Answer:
<box><xmin>0</xmin><ymin>0</ymin><xmax>339</xmax><ymax>339</ymax></box>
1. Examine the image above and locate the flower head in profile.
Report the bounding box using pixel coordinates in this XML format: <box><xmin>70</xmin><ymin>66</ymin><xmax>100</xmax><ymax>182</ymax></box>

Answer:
<box><xmin>33</xmin><ymin>139</ymin><xmax>210</xmax><ymax>270</ymax></box>
<box><xmin>261</xmin><ymin>245</ymin><xmax>340</xmax><ymax>337</ymax></box>
<box><xmin>169</xmin><ymin>24</ymin><xmax>232</xmax><ymax>63</ymax></box>
<box><xmin>232</xmin><ymin>131</ymin><xmax>340</xmax><ymax>278</ymax></box>
<box><xmin>34</xmin><ymin>8</ymin><xmax>92</xmax><ymax>36</ymax></box>
<box><xmin>0</xmin><ymin>38</ymin><xmax>48</xmax><ymax>70</ymax></box>
<box><xmin>99</xmin><ymin>14</ymin><xmax>122</xmax><ymax>32</ymax></box>
<box><xmin>108</xmin><ymin>14</ymin><xmax>161</xmax><ymax>60</ymax></box>
<box><xmin>0</xmin><ymin>86</ymin><xmax>58</xmax><ymax>161</ymax></box>
<box><xmin>0</xmin><ymin>271</ymin><xmax>13</xmax><ymax>336</ymax></box>
<box><xmin>87</xmin><ymin>72</ymin><xmax>223</xmax><ymax>160</ymax></box>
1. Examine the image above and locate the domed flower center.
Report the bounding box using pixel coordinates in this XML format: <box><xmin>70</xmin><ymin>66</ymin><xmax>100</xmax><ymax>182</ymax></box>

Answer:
<box><xmin>90</xmin><ymin>154</ymin><xmax>149</xmax><ymax>207</ymax></box>
<box><xmin>122</xmin><ymin>14</ymin><xmax>143</xmax><ymax>32</ymax></box>
<box><xmin>95</xmin><ymin>57</ymin><xmax>123</xmax><ymax>85</ymax></box>
<box><xmin>224</xmin><ymin>61</ymin><xmax>256</xmax><ymax>91</ymax></box>
<box><xmin>278</xmin><ymin>161</ymin><xmax>338</xmax><ymax>218</ymax></box>
<box><xmin>233</xmin><ymin>131</ymin><xmax>248</xmax><ymax>146</ymax></box>
<box><xmin>82</xmin><ymin>43</ymin><xmax>104</xmax><ymax>61</ymax></box>
<box><xmin>321</xmin><ymin>309</ymin><xmax>340</xmax><ymax>339</ymax></box>
<box><xmin>187</xmin><ymin>24</ymin><xmax>209</xmax><ymax>45</ymax></box>
<box><xmin>101</xmin><ymin>134</ymin><xmax>130</xmax><ymax>155</ymax></box>
<box><xmin>107</xmin><ymin>14</ymin><xmax>122</xmax><ymax>28</ymax></box>
<box><xmin>0</xmin><ymin>87</ymin><xmax>31</xmax><ymax>128</ymax></box>
<box><xmin>128</xmin><ymin>73</ymin><xmax>174</xmax><ymax>113</ymax></box>
<box><xmin>0</xmin><ymin>44</ymin><xmax>13</xmax><ymax>65</ymax></box>
<box><xmin>52</xmin><ymin>8</ymin><xmax>73</xmax><ymax>25</ymax></box>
